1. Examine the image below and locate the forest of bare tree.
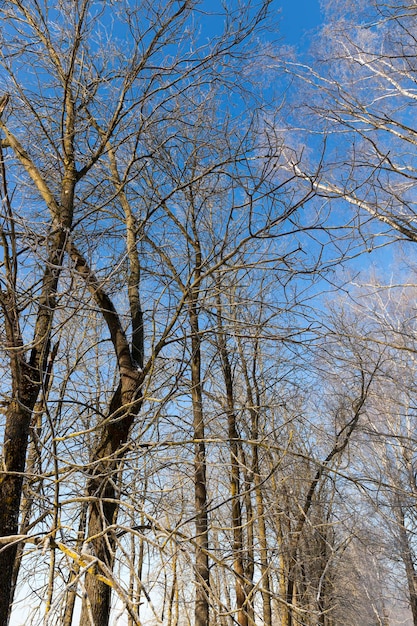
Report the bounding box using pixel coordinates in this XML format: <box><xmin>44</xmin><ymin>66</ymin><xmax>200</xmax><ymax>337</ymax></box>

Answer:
<box><xmin>1</xmin><ymin>1</ymin><xmax>417</xmax><ymax>625</ymax></box>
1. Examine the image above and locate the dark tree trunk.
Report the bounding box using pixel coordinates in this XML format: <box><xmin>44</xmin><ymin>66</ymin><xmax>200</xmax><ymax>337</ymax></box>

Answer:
<box><xmin>216</xmin><ymin>297</ymin><xmax>248</xmax><ymax>626</ymax></box>
<box><xmin>79</xmin><ymin>372</ymin><xmax>142</xmax><ymax>626</ymax></box>
<box><xmin>0</xmin><ymin>197</ymin><xmax>74</xmax><ymax>624</ymax></box>
<box><xmin>0</xmin><ymin>95</ymin><xmax>76</xmax><ymax>621</ymax></box>
<box><xmin>190</xmin><ymin>301</ymin><xmax>210</xmax><ymax>626</ymax></box>
<box><xmin>0</xmin><ymin>393</ymin><xmax>35</xmax><ymax>625</ymax></box>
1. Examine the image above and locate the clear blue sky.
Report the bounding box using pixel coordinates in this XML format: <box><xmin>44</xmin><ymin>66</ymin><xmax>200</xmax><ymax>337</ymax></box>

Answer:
<box><xmin>279</xmin><ymin>0</ymin><xmax>323</xmax><ymax>45</ymax></box>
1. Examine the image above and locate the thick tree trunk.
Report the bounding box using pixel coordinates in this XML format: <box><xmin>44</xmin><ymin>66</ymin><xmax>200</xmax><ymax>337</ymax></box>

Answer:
<box><xmin>0</xmin><ymin>222</ymin><xmax>73</xmax><ymax>624</ymax></box>
<box><xmin>79</xmin><ymin>372</ymin><xmax>142</xmax><ymax>626</ymax></box>
<box><xmin>0</xmin><ymin>395</ymin><xmax>35</xmax><ymax>625</ymax></box>
<box><xmin>9</xmin><ymin>341</ymin><xmax>59</xmax><ymax>616</ymax></box>
<box><xmin>70</xmin><ymin>158</ymin><xmax>145</xmax><ymax>624</ymax></box>
<box><xmin>80</xmin><ymin>482</ymin><xmax>117</xmax><ymax>625</ymax></box>
<box><xmin>0</xmin><ymin>106</ymin><xmax>76</xmax><ymax>622</ymax></box>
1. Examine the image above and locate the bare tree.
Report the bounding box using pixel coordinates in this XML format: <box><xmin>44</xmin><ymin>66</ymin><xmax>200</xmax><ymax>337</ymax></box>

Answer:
<box><xmin>0</xmin><ymin>1</ymin><xmax>282</xmax><ymax>623</ymax></box>
<box><xmin>4</xmin><ymin>3</ymin><xmax>390</xmax><ymax>625</ymax></box>
<box><xmin>280</xmin><ymin>7</ymin><xmax>417</xmax><ymax>614</ymax></box>
<box><xmin>282</xmin><ymin>0</ymin><xmax>417</xmax><ymax>252</ymax></box>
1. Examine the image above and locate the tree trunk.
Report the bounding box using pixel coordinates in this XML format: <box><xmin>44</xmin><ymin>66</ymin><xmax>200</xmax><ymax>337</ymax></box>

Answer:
<box><xmin>190</xmin><ymin>300</ymin><xmax>210</xmax><ymax>626</ymax></box>
<box><xmin>0</xmin><ymin>211</ymin><xmax>74</xmax><ymax>625</ymax></box>
<box><xmin>0</xmin><ymin>395</ymin><xmax>34</xmax><ymax>624</ymax></box>
<box><xmin>216</xmin><ymin>296</ymin><xmax>248</xmax><ymax>626</ymax></box>
<box><xmin>0</xmin><ymin>95</ymin><xmax>76</xmax><ymax>622</ymax></box>
<box><xmin>236</xmin><ymin>334</ymin><xmax>271</xmax><ymax>625</ymax></box>
<box><xmin>397</xmin><ymin>505</ymin><xmax>417</xmax><ymax>626</ymax></box>
<box><xmin>79</xmin><ymin>371</ymin><xmax>142</xmax><ymax>626</ymax></box>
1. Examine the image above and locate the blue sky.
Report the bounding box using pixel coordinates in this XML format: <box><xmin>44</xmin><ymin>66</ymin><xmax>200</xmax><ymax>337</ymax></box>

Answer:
<box><xmin>280</xmin><ymin>0</ymin><xmax>323</xmax><ymax>45</ymax></box>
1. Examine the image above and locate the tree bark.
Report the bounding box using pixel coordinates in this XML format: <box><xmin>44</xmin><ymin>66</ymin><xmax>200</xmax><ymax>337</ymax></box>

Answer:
<box><xmin>190</xmin><ymin>299</ymin><xmax>210</xmax><ymax>626</ymax></box>
<box><xmin>236</xmin><ymin>334</ymin><xmax>271</xmax><ymax>626</ymax></box>
<box><xmin>216</xmin><ymin>295</ymin><xmax>248</xmax><ymax>626</ymax></box>
<box><xmin>79</xmin><ymin>370</ymin><xmax>142</xmax><ymax>626</ymax></box>
<box><xmin>68</xmin><ymin>244</ymin><xmax>143</xmax><ymax>626</ymax></box>
<box><xmin>397</xmin><ymin>505</ymin><xmax>417</xmax><ymax>626</ymax></box>
<box><xmin>0</xmin><ymin>123</ymin><xmax>76</xmax><ymax>622</ymax></box>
